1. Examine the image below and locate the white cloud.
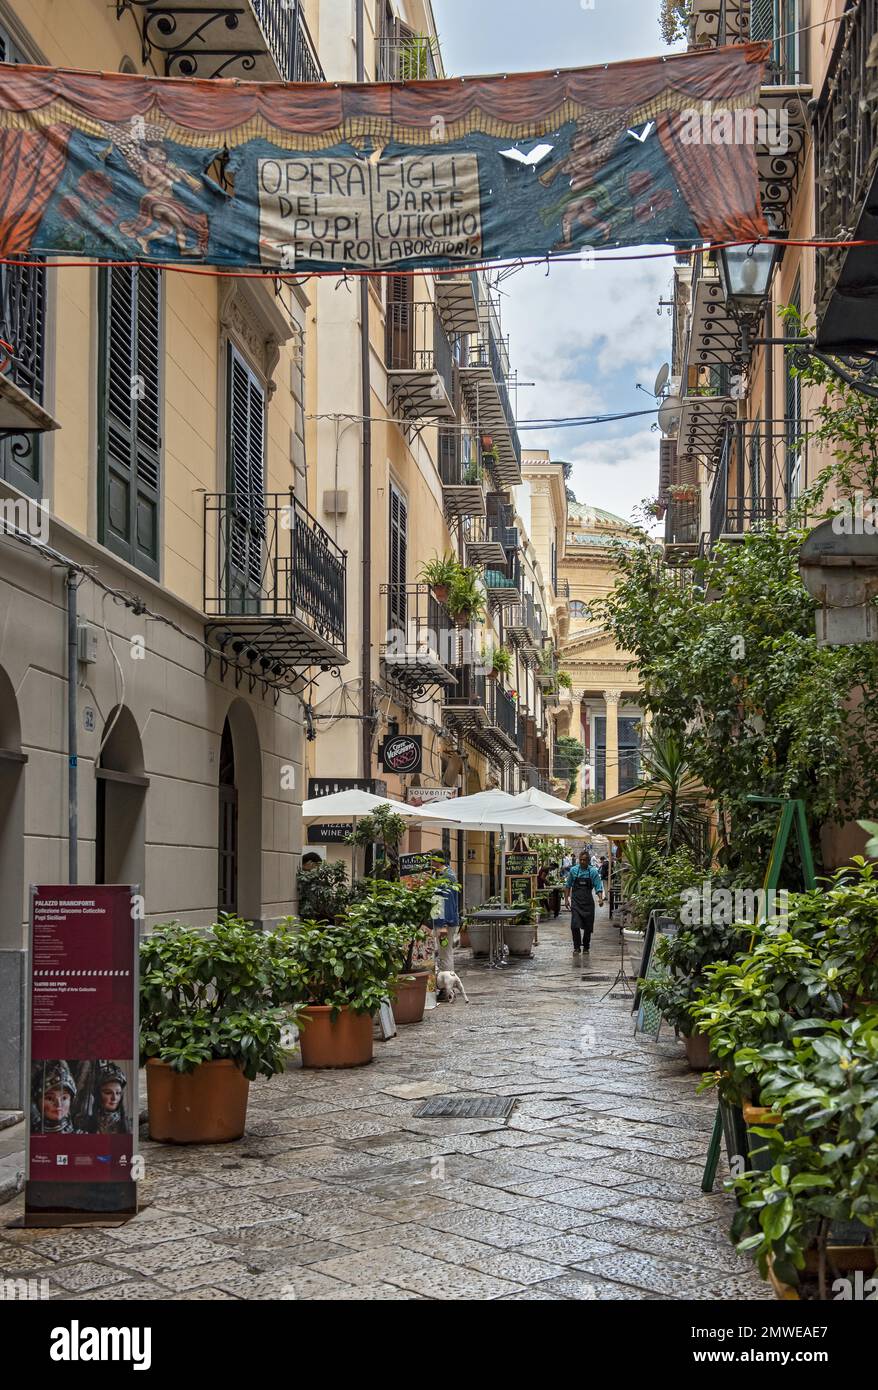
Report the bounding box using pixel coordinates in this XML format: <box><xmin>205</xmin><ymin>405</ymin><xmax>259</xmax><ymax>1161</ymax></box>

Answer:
<box><xmin>565</xmin><ymin>427</ymin><xmax>662</xmax><ymax>527</ymax></box>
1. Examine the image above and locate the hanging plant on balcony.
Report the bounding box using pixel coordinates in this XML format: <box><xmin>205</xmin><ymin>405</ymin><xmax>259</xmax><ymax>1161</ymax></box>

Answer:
<box><xmin>463</xmin><ymin>460</ymin><xmax>485</xmax><ymax>487</ymax></box>
<box><xmin>485</xmin><ymin>646</ymin><xmax>513</xmax><ymax>681</ymax></box>
<box><xmin>644</xmin><ymin>497</ymin><xmax>667</xmax><ymax>520</ymax></box>
<box><xmin>668</xmin><ymin>483</ymin><xmax>698</xmax><ymax>502</ymax></box>
<box><xmin>417</xmin><ymin>552</ymin><xmax>460</xmax><ymax>605</ymax></box>
<box><xmin>446</xmin><ymin>566</ymin><xmax>486</xmax><ymax>629</ymax></box>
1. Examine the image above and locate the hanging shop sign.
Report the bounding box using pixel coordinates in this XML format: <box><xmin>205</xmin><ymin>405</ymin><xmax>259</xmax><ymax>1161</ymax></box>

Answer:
<box><xmin>380</xmin><ymin>734</ymin><xmax>422</xmax><ymax>775</ymax></box>
<box><xmin>26</xmin><ymin>884</ymin><xmax>139</xmax><ymax>1225</ymax></box>
<box><xmin>406</xmin><ymin>787</ymin><xmax>459</xmax><ymax>805</ymax></box>
<box><xmin>0</xmin><ymin>45</ymin><xmax>768</xmax><ymax>273</ymax></box>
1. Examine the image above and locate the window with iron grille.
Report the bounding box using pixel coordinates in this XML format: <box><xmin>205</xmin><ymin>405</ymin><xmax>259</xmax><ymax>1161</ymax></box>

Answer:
<box><xmin>389</xmin><ymin>480</ymin><xmax>408</xmax><ymax>631</ymax></box>
<box><xmin>98</xmin><ymin>265</ymin><xmax>162</xmax><ymax>578</ymax></box>
<box><xmin>226</xmin><ymin>342</ymin><xmax>266</xmax><ymax>605</ymax></box>
<box><xmin>751</xmin><ymin>0</ymin><xmax>804</xmax><ymax>83</ymax></box>
<box><xmin>0</xmin><ymin>22</ymin><xmax>46</xmax><ymax>499</ymax></box>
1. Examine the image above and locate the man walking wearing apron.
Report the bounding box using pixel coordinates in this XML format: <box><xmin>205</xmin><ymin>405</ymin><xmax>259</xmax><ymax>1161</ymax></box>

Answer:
<box><xmin>564</xmin><ymin>849</ymin><xmax>605</xmax><ymax>954</ymax></box>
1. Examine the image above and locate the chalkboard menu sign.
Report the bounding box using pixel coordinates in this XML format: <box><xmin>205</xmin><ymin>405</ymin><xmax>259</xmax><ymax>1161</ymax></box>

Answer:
<box><xmin>399</xmin><ymin>853</ymin><xmax>439</xmax><ymax>876</ymax></box>
<box><xmin>505</xmin><ymin>853</ymin><xmax>539</xmax><ymax>876</ymax></box>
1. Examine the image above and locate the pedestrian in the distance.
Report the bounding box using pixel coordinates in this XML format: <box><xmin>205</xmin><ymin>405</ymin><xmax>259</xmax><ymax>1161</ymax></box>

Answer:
<box><xmin>564</xmin><ymin>849</ymin><xmax>605</xmax><ymax>955</ymax></box>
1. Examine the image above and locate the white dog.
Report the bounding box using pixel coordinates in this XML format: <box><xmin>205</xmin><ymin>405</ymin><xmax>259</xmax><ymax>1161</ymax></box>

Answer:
<box><xmin>437</xmin><ymin>970</ymin><xmax>469</xmax><ymax>1003</ymax></box>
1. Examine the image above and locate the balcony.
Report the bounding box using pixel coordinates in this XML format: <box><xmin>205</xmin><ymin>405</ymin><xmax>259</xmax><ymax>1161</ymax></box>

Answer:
<box><xmin>438</xmin><ymin>429</ymin><xmax>487</xmax><ymax>521</ymax></box>
<box><xmin>484</xmin><ymin>552</ymin><xmax>524</xmax><ymax>607</ymax></box>
<box><xmin>376</xmin><ymin>30</ymin><xmax>439</xmax><ymax>81</ymax></box>
<box><xmin>434</xmin><ymin>272</ymin><xmax>481</xmax><ymax>338</ymax></box>
<box><xmin>459</xmin><ymin>331</ymin><xmax>522</xmax><ymax>485</ymax></box>
<box><xmin>461</xmin><ymin>516</ymin><xmax>509</xmax><ymax>568</ymax></box>
<box><xmin>707</xmin><ymin>418</ymin><xmax>805</xmax><ymax>543</ymax></box>
<box><xmin>505</xmin><ymin>593</ymin><xmax>544</xmax><ymax>664</ymax></box>
<box><xmin>380</xmin><ymin>584</ymin><xmax>456</xmax><ymax>698</ymax></box>
<box><xmin>815</xmin><ymin>0</ymin><xmax>878</xmax><ymax>350</ymax></box>
<box><xmin>686</xmin><ymin>1</ymin><xmax>809</xmax><ymax>229</ymax></box>
<box><xmin>442</xmin><ymin>668</ymin><xmax>520</xmax><ymax>762</ymax></box>
<box><xmin>204</xmin><ymin>492</ymin><xmax>347</xmax><ymax>678</ymax></box>
<box><xmin>117</xmin><ymin>0</ymin><xmax>324</xmax><ymax>82</ymax></box>
<box><xmin>385</xmin><ymin>300</ymin><xmax>455</xmax><ymax>419</ymax></box>
<box><xmin>663</xmin><ymin>497</ymin><xmax>701</xmax><ymax>559</ymax></box>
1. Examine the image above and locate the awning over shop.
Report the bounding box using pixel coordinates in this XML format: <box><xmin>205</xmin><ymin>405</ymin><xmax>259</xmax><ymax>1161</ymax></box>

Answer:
<box><xmin>570</xmin><ymin>779</ymin><xmax>709</xmax><ymax>833</ymax></box>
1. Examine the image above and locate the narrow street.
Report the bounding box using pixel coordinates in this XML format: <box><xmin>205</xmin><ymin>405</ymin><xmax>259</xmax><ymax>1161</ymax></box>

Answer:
<box><xmin>1</xmin><ymin>913</ymin><xmax>769</xmax><ymax>1302</ymax></box>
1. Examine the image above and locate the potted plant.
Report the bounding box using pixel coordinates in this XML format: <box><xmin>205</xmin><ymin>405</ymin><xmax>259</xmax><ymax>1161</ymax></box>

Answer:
<box><xmin>639</xmin><ymin>914</ymin><xmax>751</xmax><ymax>1069</ymax></box>
<box><xmin>418</xmin><ymin>552</ymin><xmax>460</xmax><ymax>605</ymax></box>
<box><xmin>557</xmin><ymin>671</ymin><xmax>573</xmax><ymax>692</ymax></box>
<box><xmin>505</xmin><ymin>898</ymin><xmax>541</xmax><ymax>957</ymax></box>
<box><xmin>140</xmin><ymin>916</ymin><xmax>296</xmax><ymax>1143</ymax></box>
<box><xmin>278</xmin><ymin>915</ymin><xmax>403</xmax><ymax>1067</ymax></box>
<box><xmin>345</xmin><ymin>876</ymin><xmax>441</xmax><ymax>1025</ymax></box>
<box><xmin>446</xmin><ymin>566</ymin><xmax>486</xmax><ymax>629</ymax></box>
<box><xmin>485</xmin><ymin>645</ymin><xmax>512</xmax><ymax>681</ymax></box>
<box><xmin>463</xmin><ymin>460</ymin><xmax>485</xmax><ymax>486</ymax></box>
<box><xmin>467</xmin><ymin>895</ymin><xmax>502</xmax><ymax>956</ymax></box>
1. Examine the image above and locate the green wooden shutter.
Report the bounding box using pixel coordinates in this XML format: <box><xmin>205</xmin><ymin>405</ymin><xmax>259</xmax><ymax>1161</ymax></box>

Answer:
<box><xmin>226</xmin><ymin>343</ymin><xmax>266</xmax><ymax>604</ymax></box>
<box><xmin>98</xmin><ymin>265</ymin><xmax>161</xmax><ymax>578</ymax></box>
<box><xmin>750</xmin><ymin>0</ymin><xmax>776</xmax><ymax>42</ymax></box>
<box><xmin>389</xmin><ymin>481</ymin><xmax>407</xmax><ymax>629</ymax></box>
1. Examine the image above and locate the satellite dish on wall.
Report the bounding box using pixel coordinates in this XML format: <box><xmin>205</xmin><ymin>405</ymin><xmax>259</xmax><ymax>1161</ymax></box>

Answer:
<box><xmin>653</xmin><ymin>363</ymin><xmax>670</xmax><ymax>398</ymax></box>
<box><xmin>658</xmin><ymin>395</ymin><xmax>682</xmax><ymax>436</ymax></box>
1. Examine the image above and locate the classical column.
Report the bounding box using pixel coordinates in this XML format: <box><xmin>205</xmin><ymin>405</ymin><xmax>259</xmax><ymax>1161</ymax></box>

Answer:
<box><xmin>603</xmin><ymin>689</ymin><xmax>621</xmax><ymax>799</ymax></box>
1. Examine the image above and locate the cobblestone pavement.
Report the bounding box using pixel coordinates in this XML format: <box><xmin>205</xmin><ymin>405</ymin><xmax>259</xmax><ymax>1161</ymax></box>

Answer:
<box><xmin>1</xmin><ymin>910</ymin><xmax>771</xmax><ymax>1301</ymax></box>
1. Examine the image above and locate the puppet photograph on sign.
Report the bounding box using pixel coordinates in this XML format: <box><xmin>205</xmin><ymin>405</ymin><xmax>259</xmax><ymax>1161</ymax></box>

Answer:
<box><xmin>0</xmin><ymin>44</ymin><xmax>768</xmax><ymax>273</ymax></box>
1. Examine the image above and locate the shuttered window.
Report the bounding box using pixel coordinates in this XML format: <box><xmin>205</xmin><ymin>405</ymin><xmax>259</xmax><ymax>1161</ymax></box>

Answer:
<box><xmin>389</xmin><ymin>481</ymin><xmax>407</xmax><ymax>631</ymax></box>
<box><xmin>0</xmin><ymin>22</ymin><xmax>45</xmax><ymax>498</ymax></box>
<box><xmin>98</xmin><ymin>265</ymin><xmax>162</xmax><ymax>578</ymax></box>
<box><xmin>785</xmin><ymin>280</ymin><xmax>803</xmax><ymax>502</ymax></box>
<box><xmin>226</xmin><ymin>342</ymin><xmax>266</xmax><ymax>603</ymax></box>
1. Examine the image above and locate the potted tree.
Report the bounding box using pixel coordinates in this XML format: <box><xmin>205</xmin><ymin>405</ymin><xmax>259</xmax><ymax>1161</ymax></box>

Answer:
<box><xmin>446</xmin><ymin>566</ymin><xmax>486</xmax><ymax>629</ymax></box>
<box><xmin>278</xmin><ymin>914</ymin><xmax>404</xmax><ymax>1068</ymax></box>
<box><xmin>296</xmin><ymin>859</ymin><xmax>349</xmax><ymax>924</ymax></box>
<box><xmin>346</xmin><ymin>876</ymin><xmax>441</xmax><ymax>1024</ymax></box>
<box><xmin>418</xmin><ymin>552</ymin><xmax>460</xmax><ymax>605</ymax></box>
<box><xmin>639</xmin><ymin>914</ymin><xmax>751</xmax><ymax>1069</ymax></box>
<box><xmin>347</xmin><ymin>802</ymin><xmax>407</xmax><ymax>880</ymax></box>
<box><xmin>140</xmin><ymin>916</ymin><xmax>296</xmax><ymax>1143</ymax></box>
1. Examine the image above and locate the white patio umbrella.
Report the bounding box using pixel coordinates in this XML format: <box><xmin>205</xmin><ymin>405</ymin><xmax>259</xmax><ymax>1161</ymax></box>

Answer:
<box><xmin>300</xmin><ymin>789</ymin><xmax>424</xmax><ymax>880</ymax></box>
<box><xmin>510</xmin><ymin>786</ymin><xmax>577</xmax><ymax>814</ymax></box>
<box><xmin>417</xmin><ymin>799</ymin><xmax>589</xmax><ymax>902</ymax></box>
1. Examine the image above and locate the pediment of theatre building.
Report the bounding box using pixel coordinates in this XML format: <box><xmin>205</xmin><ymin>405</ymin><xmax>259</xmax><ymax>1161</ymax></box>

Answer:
<box><xmin>560</xmin><ymin>627</ymin><xmax>635</xmax><ymax>666</ymax></box>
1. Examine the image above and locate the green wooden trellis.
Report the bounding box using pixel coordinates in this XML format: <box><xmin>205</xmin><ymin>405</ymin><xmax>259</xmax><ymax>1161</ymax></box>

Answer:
<box><xmin>700</xmin><ymin>797</ymin><xmax>817</xmax><ymax>1193</ymax></box>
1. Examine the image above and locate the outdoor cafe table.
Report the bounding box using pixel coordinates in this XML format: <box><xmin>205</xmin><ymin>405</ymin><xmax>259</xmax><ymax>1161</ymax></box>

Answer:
<box><xmin>469</xmin><ymin>907</ymin><xmax>528</xmax><ymax>968</ymax></box>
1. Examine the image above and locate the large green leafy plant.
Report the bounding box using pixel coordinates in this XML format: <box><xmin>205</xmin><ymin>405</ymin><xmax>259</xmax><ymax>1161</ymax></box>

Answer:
<box><xmin>296</xmin><ymin>859</ymin><xmax>350</xmax><ymax>923</ymax></box>
<box><xmin>347</xmin><ymin>803</ymin><xmax>408</xmax><ymax>880</ymax></box>
<box><xmin>140</xmin><ymin>916</ymin><xmax>297</xmax><ymax>1077</ymax></box>
<box><xmin>730</xmin><ymin>1014</ymin><xmax>878</xmax><ymax>1297</ymax></box>
<box><xmin>639</xmin><ymin>916</ymin><xmax>751</xmax><ymax>1037</ymax></box>
<box><xmin>346</xmin><ymin>875</ymin><xmax>442</xmax><ymax>974</ymax></box>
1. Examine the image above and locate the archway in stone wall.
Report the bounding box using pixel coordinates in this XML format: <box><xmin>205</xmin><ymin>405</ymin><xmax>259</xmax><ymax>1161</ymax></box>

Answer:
<box><xmin>96</xmin><ymin>706</ymin><xmax>147</xmax><ymax>892</ymax></box>
<box><xmin>218</xmin><ymin>700</ymin><xmax>262</xmax><ymax>923</ymax></box>
<box><xmin>0</xmin><ymin>664</ymin><xmax>24</xmax><ymax>952</ymax></box>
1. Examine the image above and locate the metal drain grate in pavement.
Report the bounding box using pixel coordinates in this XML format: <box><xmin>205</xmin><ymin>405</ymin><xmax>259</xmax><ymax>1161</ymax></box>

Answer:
<box><xmin>581</xmin><ymin>974</ymin><xmax>613</xmax><ymax>982</ymax></box>
<box><xmin>412</xmin><ymin>1096</ymin><xmax>517</xmax><ymax>1119</ymax></box>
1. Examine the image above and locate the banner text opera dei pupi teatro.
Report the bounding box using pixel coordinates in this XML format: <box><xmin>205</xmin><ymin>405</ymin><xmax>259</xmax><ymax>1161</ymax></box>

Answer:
<box><xmin>0</xmin><ymin>43</ymin><xmax>769</xmax><ymax>273</ymax></box>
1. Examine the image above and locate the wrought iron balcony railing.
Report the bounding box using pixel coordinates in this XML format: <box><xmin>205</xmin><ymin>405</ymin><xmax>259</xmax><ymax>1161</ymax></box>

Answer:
<box><xmin>118</xmin><ymin>0</ymin><xmax>325</xmax><ymax>82</ymax></box>
<box><xmin>438</xmin><ymin>428</ymin><xmax>487</xmax><ymax>519</ymax></box>
<box><xmin>484</xmin><ymin>551</ymin><xmax>524</xmax><ymax>605</ymax></box>
<box><xmin>385</xmin><ymin>300</ymin><xmax>455</xmax><ymax>418</ymax></box>
<box><xmin>505</xmin><ymin>593</ymin><xmax>544</xmax><ymax>661</ymax></box>
<box><xmin>664</xmin><ymin>497</ymin><xmax>700</xmax><ymax>551</ymax></box>
<box><xmin>252</xmin><ymin>0</ymin><xmax>323</xmax><ymax>82</ymax></box>
<box><xmin>380</xmin><ymin>584</ymin><xmax>456</xmax><ymax>698</ymax></box>
<box><xmin>688</xmin><ymin>0</ymin><xmax>805</xmax><ymax>83</ymax></box>
<box><xmin>204</xmin><ymin>491</ymin><xmax>346</xmax><ymax>678</ymax></box>
<box><xmin>0</xmin><ymin>256</ymin><xmax>45</xmax><ymax>497</ymax></box>
<box><xmin>709</xmin><ymin>417</ymin><xmax>807</xmax><ymax>542</ymax></box>
<box><xmin>376</xmin><ymin>33</ymin><xmax>439</xmax><ymax>82</ymax></box>
<box><xmin>815</xmin><ymin>0</ymin><xmax>878</xmax><ymax>315</ymax></box>
<box><xmin>458</xmin><ymin>327</ymin><xmax>523</xmax><ymax>483</ymax></box>
<box><xmin>462</xmin><ymin>515</ymin><xmax>510</xmax><ymax>568</ymax></box>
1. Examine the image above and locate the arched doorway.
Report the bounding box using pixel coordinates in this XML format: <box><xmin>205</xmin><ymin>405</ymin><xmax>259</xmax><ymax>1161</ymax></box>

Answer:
<box><xmin>0</xmin><ymin>664</ymin><xmax>24</xmax><ymax>950</ymax></box>
<box><xmin>95</xmin><ymin>706</ymin><xmax>147</xmax><ymax>890</ymax></box>
<box><xmin>217</xmin><ymin>701</ymin><xmax>262</xmax><ymax>922</ymax></box>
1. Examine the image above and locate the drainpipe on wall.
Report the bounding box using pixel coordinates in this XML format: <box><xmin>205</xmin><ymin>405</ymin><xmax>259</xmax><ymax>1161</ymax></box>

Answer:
<box><xmin>356</xmin><ymin>0</ymin><xmax>373</xmax><ymax>783</ymax></box>
<box><xmin>66</xmin><ymin>568</ymin><xmax>78</xmax><ymax>884</ymax></box>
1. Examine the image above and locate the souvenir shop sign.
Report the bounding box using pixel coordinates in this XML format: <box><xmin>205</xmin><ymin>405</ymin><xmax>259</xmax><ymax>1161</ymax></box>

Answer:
<box><xmin>406</xmin><ymin>787</ymin><xmax>458</xmax><ymax>806</ymax></box>
<box><xmin>26</xmin><ymin>884</ymin><xmax>139</xmax><ymax>1223</ymax></box>
<box><xmin>0</xmin><ymin>45</ymin><xmax>768</xmax><ymax>272</ymax></box>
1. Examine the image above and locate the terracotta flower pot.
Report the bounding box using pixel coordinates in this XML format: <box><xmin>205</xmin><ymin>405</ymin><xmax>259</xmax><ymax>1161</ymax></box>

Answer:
<box><xmin>684</xmin><ymin>1032</ymin><xmax>712</xmax><ymax>1071</ymax></box>
<box><xmin>458</xmin><ymin>926</ymin><xmax>471</xmax><ymax>949</ymax></box>
<box><xmin>393</xmin><ymin>969</ymin><xmax>430</xmax><ymax>1025</ymax></box>
<box><xmin>298</xmin><ymin>1004</ymin><xmax>374</xmax><ymax>1068</ymax></box>
<box><xmin>432</xmin><ymin>583</ymin><xmax>450</xmax><ymax>604</ymax></box>
<box><xmin>146</xmin><ymin>1058</ymin><xmax>250</xmax><ymax>1144</ymax></box>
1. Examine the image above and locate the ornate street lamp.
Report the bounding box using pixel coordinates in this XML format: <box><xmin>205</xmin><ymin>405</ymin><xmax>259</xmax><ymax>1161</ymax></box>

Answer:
<box><xmin>717</xmin><ymin>234</ymin><xmax>782</xmax><ymax>363</ymax></box>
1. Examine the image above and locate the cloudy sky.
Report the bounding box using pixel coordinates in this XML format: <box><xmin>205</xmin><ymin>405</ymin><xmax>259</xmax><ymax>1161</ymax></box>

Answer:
<box><xmin>432</xmin><ymin>0</ymin><xmax>681</xmax><ymax>523</ymax></box>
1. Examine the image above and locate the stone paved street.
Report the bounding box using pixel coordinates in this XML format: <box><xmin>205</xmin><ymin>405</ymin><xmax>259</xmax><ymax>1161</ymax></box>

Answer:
<box><xmin>1</xmin><ymin>910</ymin><xmax>771</xmax><ymax>1301</ymax></box>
